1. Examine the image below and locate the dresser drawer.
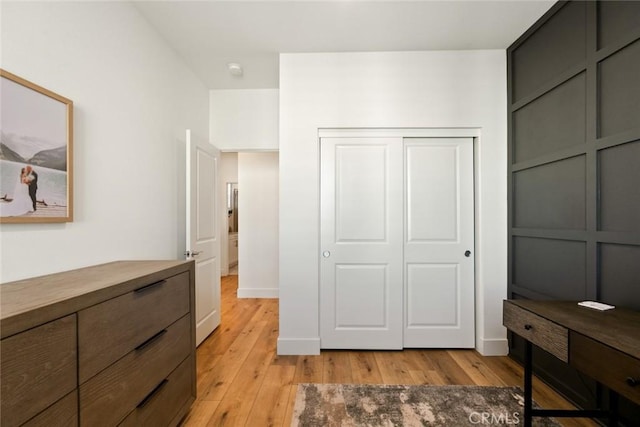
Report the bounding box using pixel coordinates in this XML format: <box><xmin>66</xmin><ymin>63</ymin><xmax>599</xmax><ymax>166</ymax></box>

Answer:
<box><xmin>23</xmin><ymin>391</ymin><xmax>77</xmax><ymax>427</ymax></box>
<box><xmin>119</xmin><ymin>356</ymin><xmax>194</xmax><ymax>427</ymax></box>
<box><xmin>503</xmin><ymin>300</ymin><xmax>568</xmax><ymax>362</ymax></box>
<box><xmin>79</xmin><ymin>314</ymin><xmax>191</xmax><ymax>426</ymax></box>
<box><xmin>0</xmin><ymin>315</ymin><xmax>77</xmax><ymax>427</ymax></box>
<box><xmin>570</xmin><ymin>331</ymin><xmax>640</xmax><ymax>405</ymax></box>
<box><xmin>78</xmin><ymin>271</ymin><xmax>190</xmax><ymax>383</ymax></box>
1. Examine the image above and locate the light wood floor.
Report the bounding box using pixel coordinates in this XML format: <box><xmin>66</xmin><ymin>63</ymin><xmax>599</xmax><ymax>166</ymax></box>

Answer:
<box><xmin>181</xmin><ymin>275</ymin><xmax>597</xmax><ymax>427</ymax></box>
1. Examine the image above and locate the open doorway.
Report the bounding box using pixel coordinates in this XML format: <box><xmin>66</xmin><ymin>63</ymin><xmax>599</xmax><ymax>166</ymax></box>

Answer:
<box><xmin>227</xmin><ymin>182</ymin><xmax>239</xmax><ymax>275</ymax></box>
<box><xmin>220</xmin><ymin>152</ymin><xmax>238</xmax><ymax>277</ymax></box>
<box><xmin>220</xmin><ymin>152</ymin><xmax>279</xmax><ymax>298</ymax></box>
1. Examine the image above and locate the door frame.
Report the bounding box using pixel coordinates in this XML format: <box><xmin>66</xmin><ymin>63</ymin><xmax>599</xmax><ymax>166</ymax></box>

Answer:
<box><xmin>318</xmin><ymin>127</ymin><xmax>482</xmax><ymax>348</ymax></box>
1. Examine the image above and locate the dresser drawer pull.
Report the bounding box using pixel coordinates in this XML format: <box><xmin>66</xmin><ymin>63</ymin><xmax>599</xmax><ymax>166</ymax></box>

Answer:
<box><xmin>524</xmin><ymin>324</ymin><xmax>532</xmax><ymax>330</ymax></box>
<box><xmin>626</xmin><ymin>377</ymin><xmax>639</xmax><ymax>387</ymax></box>
<box><xmin>135</xmin><ymin>329</ymin><xmax>167</xmax><ymax>351</ymax></box>
<box><xmin>134</xmin><ymin>280</ymin><xmax>167</xmax><ymax>294</ymax></box>
<box><xmin>137</xmin><ymin>379</ymin><xmax>169</xmax><ymax>409</ymax></box>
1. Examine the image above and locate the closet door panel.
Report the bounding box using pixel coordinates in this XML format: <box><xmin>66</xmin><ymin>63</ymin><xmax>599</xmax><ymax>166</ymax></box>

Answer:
<box><xmin>320</xmin><ymin>135</ymin><xmax>475</xmax><ymax>349</ymax></box>
<box><xmin>404</xmin><ymin>138</ymin><xmax>475</xmax><ymax>348</ymax></box>
<box><xmin>320</xmin><ymin>137</ymin><xmax>403</xmax><ymax>349</ymax></box>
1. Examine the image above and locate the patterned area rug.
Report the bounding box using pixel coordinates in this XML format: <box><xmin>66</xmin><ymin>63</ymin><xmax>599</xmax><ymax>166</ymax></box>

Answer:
<box><xmin>291</xmin><ymin>384</ymin><xmax>560</xmax><ymax>426</ymax></box>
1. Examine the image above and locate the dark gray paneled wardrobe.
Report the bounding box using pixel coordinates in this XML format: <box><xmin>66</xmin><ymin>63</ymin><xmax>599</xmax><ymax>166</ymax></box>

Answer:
<box><xmin>507</xmin><ymin>1</ymin><xmax>640</xmax><ymax>424</ymax></box>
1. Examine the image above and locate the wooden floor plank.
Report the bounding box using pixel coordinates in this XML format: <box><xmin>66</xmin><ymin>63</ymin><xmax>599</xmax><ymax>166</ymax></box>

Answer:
<box><xmin>181</xmin><ymin>400</ymin><xmax>221</xmax><ymax>427</ymax></box>
<box><xmin>182</xmin><ymin>275</ymin><xmax>600</xmax><ymax>427</ymax></box>
<box><xmin>348</xmin><ymin>351</ymin><xmax>384</xmax><ymax>384</ymax></box>
<box><xmin>205</xmin><ymin>350</ymin><xmax>275</xmax><ymax>426</ymax></box>
<box><xmin>247</xmin><ymin>365</ymin><xmax>296</xmax><ymax>427</ymax></box>
<box><xmin>423</xmin><ymin>350</ymin><xmax>476</xmax><ymax>385</ymax></box>
<box><xmin>293</xmin><ymin>354</ymin><xmax>324</xmax><ymax>384</ymax></box>
<box><xmin>448</xmin><ymin>350</ymin><xmax>507</xmax><ymax>386</ymax></box>
<box><xmin>196</xmin><ymin>354</ymin><xmax>222</xmax><ymax>396</ymax></box>
<box><xmin>322</xmin><ymin>350</ymin><xmax>353</xmax><ymax>383</ymax></box>
<box><xmin>198</xmin><ymin>318</ymin><xmax>268</xmax><ymax>401</ymax></box>
<box><xmin>374</xmin><ymin>351</ymin><xmax>415</xmax><ymax>384</ymax></box>
<box><xmin>282</xmin><ymin>384</ymin><xmax>299</xmax><ymax>427</ymax></box>
<box><xmin>204</xmin><ymin>298</ymin><xmax>262</xmax><ymax>357</ymax></box>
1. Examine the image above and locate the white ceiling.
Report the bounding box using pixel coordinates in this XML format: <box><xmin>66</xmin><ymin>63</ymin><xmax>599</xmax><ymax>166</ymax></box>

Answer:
<box><xmin>133</xmin><ymin>0</ymin><xmax>554</xmax><ymax>89</ymax></box>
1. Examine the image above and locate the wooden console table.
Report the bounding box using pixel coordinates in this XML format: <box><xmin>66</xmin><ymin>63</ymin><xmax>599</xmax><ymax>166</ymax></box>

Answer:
<box><xmin>503</xmin><ymin>299</ymin><xmax>640</xmax><ymax>427</ymax></box>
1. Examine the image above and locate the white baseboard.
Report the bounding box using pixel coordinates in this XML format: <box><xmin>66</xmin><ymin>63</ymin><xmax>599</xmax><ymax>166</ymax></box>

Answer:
<box><xmin>277</xmin><ymin>337</ymin><xmax>321</xmax><ymax>355</ymax></box>
<box><xmin>276</xmin><ymin>336</ymin><xmax>505</xmax><ymax>355</ymax></box>
<box><xmin>236</xmin><ymin>288</ymin><xmax>279</xmax><ymax>298</ymax></box>
<box><xmin>476</xmin><ymin>338</ymin><xmax>509</xmax><ymax>356</ymax></box>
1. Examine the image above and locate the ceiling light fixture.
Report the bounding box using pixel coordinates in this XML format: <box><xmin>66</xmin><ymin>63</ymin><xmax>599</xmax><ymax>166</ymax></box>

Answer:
<box><xmin>227</xmin><ymin>63</ymin><xmax>243</xmax><ymax>77</ymax></box>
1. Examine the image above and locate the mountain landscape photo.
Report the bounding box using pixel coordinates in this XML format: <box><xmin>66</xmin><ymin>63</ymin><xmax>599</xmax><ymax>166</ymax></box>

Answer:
<box><xmin>0</xmin><ymin>132</ymin><xmax>67</xmax><ymax>171</ymax></box>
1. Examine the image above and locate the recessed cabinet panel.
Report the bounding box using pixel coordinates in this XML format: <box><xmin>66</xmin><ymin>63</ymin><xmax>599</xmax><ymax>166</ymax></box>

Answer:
<box><xmin>513</xmin><ymin>156</ymin><xmax>586</xmax><ymax>230</ymax></box>
<box><xmin>598</xmin><ymin>1</ymin><xmax>640</xmax><ymax>50</ymax></box>
<box><xmin>600</xmin><ymin>244</ymin><xmax>640</xmax><ymax>311</ymax></box>
<box><xmin>406</xmin><ymin>264</ymin><xmax>458</xmax><ymax>327</ymax></box>
<box><xmin>513</xmin><ymin>237</ymin><xmax>586</xmax><ymax>299</ymax></box>
<box><xmin>599</xmin><ymin>140</ymin><xmax>640</xmax><ymax>232</ymax></box>
<box><xmin>599</xmin><ymin>39</ymin><xmax>640</xmax><ymax>137</ymax></box>
<box><xmin>336</xmin><ymin>145</ymin><xmax>388</xmax><ymax>242</ymax></box>
<box><xmin>335</xmin><ymin>264</ymin><xmax>387</xmax><ymax>328</ymax></box>
<box><xmin>513</xmin><ymin>73</ymin><xmax>586</xmax><ymax>163</ymax></box>
<box><xmin>512</xmin><ymin>1</ymin><xmax>586</xmax><ymax>101</ymax></box>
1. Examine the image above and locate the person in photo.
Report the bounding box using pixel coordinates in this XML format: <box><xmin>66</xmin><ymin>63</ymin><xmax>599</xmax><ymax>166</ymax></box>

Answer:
<box><xmin>1</xmin><ymin>165</ymin><xmax>33</xmax><ymax>216</ymax></box>
<box><xmin>25</xmin><ymin>165</ymin><xmax>38</xmax><ymax>212</ymax></box>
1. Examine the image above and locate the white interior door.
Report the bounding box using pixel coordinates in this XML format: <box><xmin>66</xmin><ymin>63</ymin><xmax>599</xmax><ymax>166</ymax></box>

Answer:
<box><xmin>403</xmin><ymin>138</ymin><xmax>474</xmax><ymax>347</ymax></box>
<box><xmin>320</xmin><ymin>137</ymin><xmax>403</xmax><ymax>349</ymax></box>
<box><xmin>186</xmin><ymin>129</ymin><xmax>221</xmax><ymax>346</ymax></box>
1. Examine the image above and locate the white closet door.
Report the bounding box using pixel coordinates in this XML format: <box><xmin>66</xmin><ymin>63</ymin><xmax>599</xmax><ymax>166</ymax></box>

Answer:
<box><xmin>320</xmin><ymin>137</ymin><xmax>403</xmax><ymax>349</ymax></box>
<box><xmin>403</xmin><ymin>138</ymin><xmax>475</xmax><ymax>347</ymax></box>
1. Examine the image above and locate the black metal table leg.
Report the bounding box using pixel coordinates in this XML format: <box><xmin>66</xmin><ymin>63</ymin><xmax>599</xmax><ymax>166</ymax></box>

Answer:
<box><xmin>609</xmin><ymin>389</ymin><xmax>619</xmax><ymax>426</ymax></box>
<box><xmin>524</xmin><ymin>341</ymin><xmax>533</xmax><ymax>427</ymax></box>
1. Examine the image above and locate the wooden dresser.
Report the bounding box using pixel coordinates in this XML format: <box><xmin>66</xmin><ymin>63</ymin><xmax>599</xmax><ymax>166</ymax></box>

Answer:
<box><xmin>504</xmin><ymin>299</ymin><xmax>640</xmax><ymax>426</ymax></box>
<box><xmin>0</xmin><ymin>260</ymin><xmax>196</xmax><ymax>427</ymax></box>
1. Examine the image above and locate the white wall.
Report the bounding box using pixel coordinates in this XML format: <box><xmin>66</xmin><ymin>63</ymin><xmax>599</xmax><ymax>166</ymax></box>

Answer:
<box><xmin>0</xmin><ymin>2</ymin><xmax>209</xmax><ymax>282</ymax></box>
<box><xmin>219</xmin><ymin>152</ymin><xmax>238</xmax><ymax>276</ymax></box>
<box><xmin>278</xmin><ymin>51</ymin><xmax>508</xmax><ymax>355</ymax></box>
<box><xmin>210</xmin><ymin>89</ymin><xmax>279</xmax><ymax>151</ymax></box>
<box><xmin>237</xmin><ymin>152</ymin><xmax>279</xmax><ymax>298</ymax></box>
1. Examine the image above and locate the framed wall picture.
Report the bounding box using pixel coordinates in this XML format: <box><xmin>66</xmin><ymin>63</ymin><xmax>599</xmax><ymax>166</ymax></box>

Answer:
<box><xmin>0</xmin><ymin>69</ymin><xmax>73</xmax><ymax>223</ymax></box>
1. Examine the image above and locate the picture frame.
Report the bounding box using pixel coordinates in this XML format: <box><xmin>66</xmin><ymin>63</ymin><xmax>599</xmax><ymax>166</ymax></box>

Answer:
<box><xmin>0</xmin><ymin>69</ymin><xmax>73</xmax><ymax>223</ymax></box>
